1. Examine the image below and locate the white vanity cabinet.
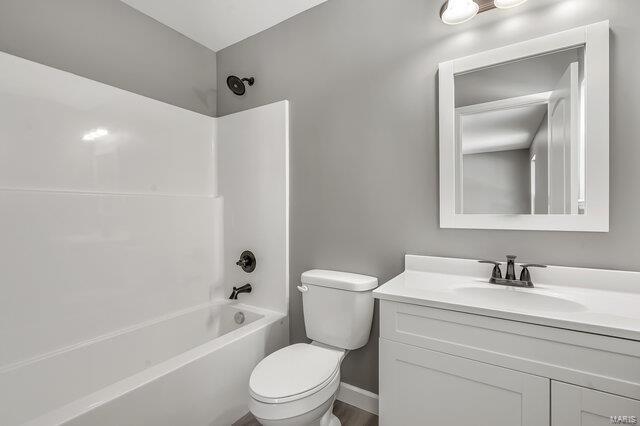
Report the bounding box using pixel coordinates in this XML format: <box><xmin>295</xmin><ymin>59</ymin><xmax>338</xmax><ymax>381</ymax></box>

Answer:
<box><xmin>379</xmin><ymin>339</ymin><xmax>549</xmax><ymax>425</ymax></box>
<box><xmin>378</xmin><ymin>300</ymin><xmax>640</xmax><ymax>426</ymax></box>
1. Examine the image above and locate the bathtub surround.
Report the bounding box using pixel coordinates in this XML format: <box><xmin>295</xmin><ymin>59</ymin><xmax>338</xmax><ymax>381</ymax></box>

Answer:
<box><xmin>217</xmin><ymin>0</ymin><xmax>640</xmax><ymax>394</ymax></box>
<box><xmin>0</xmin><ymin>50</ymin><xmax>290</xmax><ymax>424</ymax></box>
<box><xmin>0</xmin><ymin>51</ymin><xmax>220</xmax><ymax>373</ymax></box>
<box><xmin>218</xmin><ymin>101</ymin><xmax>290</xmax><ymax>314</ymax></box>
<box><xmin>0</xmin><ymin>50</ymin><xmax>216</xmax><ymax>425</ymax></box>
<box><xmin>0</xmin><ymin>0</ymin><xmax>217</xmax><ymax>116</ymax></box>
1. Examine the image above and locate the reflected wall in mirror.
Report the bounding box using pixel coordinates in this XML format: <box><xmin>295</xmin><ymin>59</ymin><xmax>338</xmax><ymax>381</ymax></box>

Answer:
<box><xmin>455</xmin><ymin>47</ymin><xmax>585</xmax><ymax>215</ymax></box>
<box><xmin>438</xmin><ymin>21</ymin><xmax>609</xmax><ymax>231</ymax></box>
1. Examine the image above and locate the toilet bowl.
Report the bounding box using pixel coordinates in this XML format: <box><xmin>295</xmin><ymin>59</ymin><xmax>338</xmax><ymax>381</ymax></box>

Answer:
<box><xmin>249</xmin><ymin>343</ymin><xmax>345</xmax><ymax>426</ymax></box>
<box><xmin>248</xmin><ymin>270</ymin><xmax>378</xmax><ymax>426</ymax></box>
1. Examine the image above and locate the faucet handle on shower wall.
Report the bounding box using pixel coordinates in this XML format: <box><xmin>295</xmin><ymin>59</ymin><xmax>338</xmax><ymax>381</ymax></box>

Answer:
<box><xmin>236</xmin><ymin>250</ymin><xmax>256</xmax><ymax>273</ymax></box>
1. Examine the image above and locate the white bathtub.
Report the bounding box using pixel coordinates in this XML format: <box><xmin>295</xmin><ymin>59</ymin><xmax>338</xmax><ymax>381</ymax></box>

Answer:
<box><xmin>1</xmin><ymin>301</ymin><xmax>288</xmax><ymax>426</ymax></box>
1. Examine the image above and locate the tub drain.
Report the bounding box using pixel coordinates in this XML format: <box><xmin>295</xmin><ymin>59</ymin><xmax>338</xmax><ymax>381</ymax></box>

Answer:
<box><xmin>234</xmin><ymin>311</ymin><xmax>245</xmax><ymax>324</ymax></box>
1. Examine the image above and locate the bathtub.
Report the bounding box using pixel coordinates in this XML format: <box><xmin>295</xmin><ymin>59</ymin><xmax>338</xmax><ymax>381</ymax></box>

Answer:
<box><xmin>1</xmin><ymin>301</ymin><xmax>288</xmax><ymax>426</ymax></box>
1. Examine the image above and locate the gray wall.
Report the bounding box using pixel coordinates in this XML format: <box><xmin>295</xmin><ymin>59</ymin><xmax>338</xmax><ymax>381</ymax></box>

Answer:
<box><xmin>0</xmin><ymin>0</ymin><xmax>217</xmax><ymax>116</ymax></box>
<box><xmin>217</xmin><ymin>0</ymin><xmax>640</xmax><ymax>393</ymax></box>
<box><xmin>463</xmin><ymin>149</ymin><xmax>531</xmax><ymax>214</ymax></box>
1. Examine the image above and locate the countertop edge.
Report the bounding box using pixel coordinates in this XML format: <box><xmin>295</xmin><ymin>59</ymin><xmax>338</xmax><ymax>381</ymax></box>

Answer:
<box><xmin>373</xmin><ymin>290</ymin><xmax>640</xmax><ymax>343</ymax></box>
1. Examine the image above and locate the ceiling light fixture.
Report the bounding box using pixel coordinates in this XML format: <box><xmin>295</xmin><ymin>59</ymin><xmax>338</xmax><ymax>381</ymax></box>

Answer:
<box><xmin>440</xmin><ymin>0</ymin><xmax>527</xmax><ymax>25</ymax></box>
<box><xmin>441</xmin><ymin>0</ymin><xmax>479</xmax><ymax>25</ymax></box>
<box><xmin>494</xmin><ymin>0</ymin><xmax>528</xmax><ymax>8</ymax></box>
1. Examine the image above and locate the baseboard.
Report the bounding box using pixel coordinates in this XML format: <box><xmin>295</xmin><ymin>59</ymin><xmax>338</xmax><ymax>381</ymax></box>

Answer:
<box><xmin>336</xmin><ymin>382</ymin><xmax>379</xmax><ymax>415</ymax></box>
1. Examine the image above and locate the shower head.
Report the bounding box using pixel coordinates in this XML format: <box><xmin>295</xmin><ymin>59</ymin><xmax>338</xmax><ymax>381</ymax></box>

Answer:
<box><xmin>227</xmin><ymin>75</ymin><xmax>255</xmax><ymax>96</ymax></box>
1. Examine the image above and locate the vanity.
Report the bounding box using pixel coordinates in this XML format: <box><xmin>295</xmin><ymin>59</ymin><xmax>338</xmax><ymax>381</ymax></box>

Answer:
<box><xmin>374</xmin><ymin>255</ymin><xmax>640</xmax><ymax>425</ymax></box>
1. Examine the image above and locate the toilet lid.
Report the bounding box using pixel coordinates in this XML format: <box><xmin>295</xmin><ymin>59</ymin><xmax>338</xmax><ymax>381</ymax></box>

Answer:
<box><xmin>249</xmin><ymin>343</ymin><xmax>342</xmax><ymax>402</ymax></box>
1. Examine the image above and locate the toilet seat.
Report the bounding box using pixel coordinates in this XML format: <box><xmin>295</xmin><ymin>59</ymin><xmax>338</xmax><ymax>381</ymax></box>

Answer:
<box><xmin>249</xmin><ymin>343</ymin><xmax>343</xmax><ymax>404</ymax></box>
<box><xmin>248</xmin><ymin>363</ymin><xmax>341</xmax><ymax>423</ymax></box>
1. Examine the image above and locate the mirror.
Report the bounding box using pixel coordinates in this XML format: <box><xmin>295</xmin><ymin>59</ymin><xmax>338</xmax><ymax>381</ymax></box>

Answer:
<box><xmin>455</xmin><ymin>47</ymin><xmax>585</xmax><ymax>215</ymax></box>
<box><xmin>438</xmin><ymin>21</ymin><xmax>609</xmax><ymax>232</ymax></box>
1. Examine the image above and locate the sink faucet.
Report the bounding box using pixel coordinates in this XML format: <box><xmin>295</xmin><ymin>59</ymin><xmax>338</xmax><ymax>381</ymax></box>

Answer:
<box><xmin>505</xmin><ymin>255</ymin><xmax>517</xmax><ymax>280</ymax></box>
<box><xmin>479</xmin><ymin>255</ymin><xmax>547</xmax><ymax>288</ymax></box>
<box><xmin>229</xmin><ymin>283</ymin><xmax>252</xmax><ymax>300</ymax></box>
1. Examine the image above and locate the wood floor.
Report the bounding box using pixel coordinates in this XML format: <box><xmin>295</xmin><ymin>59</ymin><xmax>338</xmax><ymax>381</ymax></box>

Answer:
<box><xmin>233</xmin><ymin>400</ymin><xmax>378</xmax><ymax>426</ymax></box>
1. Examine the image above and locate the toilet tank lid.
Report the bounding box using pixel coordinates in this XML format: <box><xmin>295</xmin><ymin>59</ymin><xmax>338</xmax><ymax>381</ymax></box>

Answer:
<box><xmin>301</xmin><ymin>269</ymin><xmax>378</xmax><ymax>292</ymax></box>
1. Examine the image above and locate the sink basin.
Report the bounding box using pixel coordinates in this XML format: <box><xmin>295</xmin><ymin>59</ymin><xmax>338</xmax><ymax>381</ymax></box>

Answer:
<box><xmin>454</xmin><ymin>286</ymin><xmax>587</xmax><ymax>313</ymax></box>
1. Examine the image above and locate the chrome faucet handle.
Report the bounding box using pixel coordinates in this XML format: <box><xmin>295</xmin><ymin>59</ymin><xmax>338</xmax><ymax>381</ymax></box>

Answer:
<box><xmin>478</xmin><ymin>260</ymin><xmax>502</xmax><ymax>279</ymax></box>
<box><xmin>519</xmin><ymin>264</ymin><xmax>547</xmax><ymax>284</ymax></box>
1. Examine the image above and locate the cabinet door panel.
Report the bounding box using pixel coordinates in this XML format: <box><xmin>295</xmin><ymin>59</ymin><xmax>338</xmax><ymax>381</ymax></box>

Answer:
<box><xmin>552</xmin><ymin>381</ymin><xmax>640</xmax><ymax>426</ymax></box>
<box><xmin>379</xmin><ymin>339</ymin><xmax>550</xmax><ymax>426</ymax></box>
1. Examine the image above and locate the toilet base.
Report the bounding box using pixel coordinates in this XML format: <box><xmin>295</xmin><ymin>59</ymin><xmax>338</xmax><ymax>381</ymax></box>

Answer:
<box><xmin>323</xmin><ymin>412</ymin><xmax>341</xmax><ymax>426</ymax></box>
<box><xmin>319</xmin><ymin>403</ymin><xmax>341</xmax><ymax>426</ymax></box>
<box><xmin>254</xmin><ymin>398</ymin><xmax>340</xmax><ymax>426</ymax></box>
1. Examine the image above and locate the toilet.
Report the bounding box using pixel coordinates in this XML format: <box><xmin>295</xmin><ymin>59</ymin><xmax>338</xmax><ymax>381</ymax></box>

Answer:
<box><xmin>248</xmin><ymin>269</ymin><xmax>378</xmax><ymax>426</ymax></box>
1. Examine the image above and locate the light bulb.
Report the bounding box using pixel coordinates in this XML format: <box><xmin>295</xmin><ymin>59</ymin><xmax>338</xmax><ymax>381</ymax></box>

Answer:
<box><xmin>494</xmin><ymin>0</ymin><xmax>528</xmax><ymax>9</ymax></box>
<box><xmin>441</xmin><ymin>0</ymin><xmax>479</xmax><ymax>25</ymax></box>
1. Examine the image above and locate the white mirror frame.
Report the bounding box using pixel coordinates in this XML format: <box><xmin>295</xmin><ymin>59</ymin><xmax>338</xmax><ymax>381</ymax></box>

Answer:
<box><xmin>439</xmin><ymin>21</ymin><xmax>609</xmax><ymax>232</ymax></box>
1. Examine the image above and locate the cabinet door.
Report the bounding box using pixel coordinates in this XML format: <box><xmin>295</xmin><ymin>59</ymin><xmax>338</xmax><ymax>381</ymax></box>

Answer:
<box><xmin>552</xmin><ymin>381</ymin><xmax>640</xmax><ymax>426</ymax></box>
<box><xmin>379</xmin><ymin>339</ymin><xmax>550</xmax><ymax>426</ymax></box>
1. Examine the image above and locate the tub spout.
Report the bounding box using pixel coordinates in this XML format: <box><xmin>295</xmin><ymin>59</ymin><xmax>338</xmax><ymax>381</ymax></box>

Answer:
<box><xmin>229</xmin><ymin>283</ymin><xmax>252</xmax><ymax>300</ymax></box>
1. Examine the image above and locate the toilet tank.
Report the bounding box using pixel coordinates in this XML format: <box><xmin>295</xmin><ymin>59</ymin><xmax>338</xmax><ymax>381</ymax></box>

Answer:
<box><xmin>300</xmin><ymin>270</ymin><xmax>378</xmax><ymax>350</ymax></box>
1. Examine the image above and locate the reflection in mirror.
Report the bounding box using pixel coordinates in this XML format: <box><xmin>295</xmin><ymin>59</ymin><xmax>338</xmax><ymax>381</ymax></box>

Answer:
<box><xmin>454</xmin><ymin>47</ymin><xmax>585</xmax><ymax>215</ymax></box>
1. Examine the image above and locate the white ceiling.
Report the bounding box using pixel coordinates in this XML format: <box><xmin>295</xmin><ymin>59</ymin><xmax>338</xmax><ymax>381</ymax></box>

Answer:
<box><xmin>121</xmin><ymin>0</ymin><xmax>330</xmax><ymax>52</ymax></box>
<box><xmin>461</xmin><ymin>104</ymin><xmax>548</xmax><ymax>155</ymax></box>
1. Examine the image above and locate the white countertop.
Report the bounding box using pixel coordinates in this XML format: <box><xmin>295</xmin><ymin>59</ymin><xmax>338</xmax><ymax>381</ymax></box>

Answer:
<box><xmin>373</xmin><ymin>255</ymin><xmax>640</xmax><ymax>341</ymax></box>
